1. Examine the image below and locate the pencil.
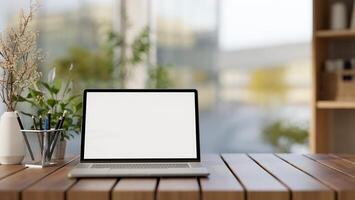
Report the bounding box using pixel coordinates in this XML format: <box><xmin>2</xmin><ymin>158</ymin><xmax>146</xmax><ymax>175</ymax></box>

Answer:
<box><xmin>49</xmin><ymin>116</ymin><xmax>62</xmax><ymax>147</ymax></box>
<box><xmin>49</xmin><ymin>116</ymin><xmax>63</xmax><ymax>159</ymax></box>
<box><xmin>32</xmin><ymin>115</ymin><xmax>37</xmax><ymax>130</ymax></box>
<box><xmin>44</xmin><ymin>118</ymin><xmax>50</xmax><ymax>160</ymax></box>
<box><xmin>39</xmin><ymin>116</ymin><xmax>43</xmax><ymax>130</ymax></box>
<box><xmin>32</xmin><ymin>115</ymin><xmax>42</xmax><ymax>153</ymax></box>
<box><xmin>47</xmin><ymin>111</ymin><xmax>51</xmax><ymax>130</ymax></box>
<box><xmin>39</xmin><ymin>115</ymin><xmax>43</xmax><ymax>153</ymax></box>
<box><xmin>15</xmin><ymin>111</ymin><xmax>34</xmax><ymax>161</ymax></box>
<box><xmin>59</xmin><ymin>110</ymin><xmax>67</xmax><ymax>129</ymax></box>
<box><xmin>47</xmin><ymin>111</ymin><xmax>52</xmax><ymax>152</ymax></box>
<box><xmin>49</xmin><ymin>110</ymin><xmax>67</xmax><ymax>159</ymax></box>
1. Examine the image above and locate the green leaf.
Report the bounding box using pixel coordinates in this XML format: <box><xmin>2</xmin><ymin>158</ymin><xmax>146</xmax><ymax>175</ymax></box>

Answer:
<box><xmin>61</xmin><ymin>80</ymin><xmax>73</xmax><ymax>97</ymax></box>
<box><xmin>54</xmin><ymin>80</ymin><xmax>62</xmax><ymax>92</ymax></box>
<box><xmin>60</xmin><ymin>102</ymin><xmax>67</xmax><ymax>111</ymax></box>
<box><xmin>41</xmin><ymin>82</ymin><xmax>59</xmax><ymax>95</ymax></box>
<box><xmin>29</xmin><ymin>89</ymin><xmax>43</xmax><ymax>97</ymax></box>
<box><xmin>40</xmin><ymin>82</ymin><xmax>52</xmax><ymax>92</ymax></box>
<box><xmin>65</xmin><ymin>108</ymin><xmax>74</xmax><ymax>113</ymax></box>
<box><xmin>131</xmin><ymin>27</ymin><xmax>150</xmax><ymax>64</ymax></box>
<box><xmin>47</xmin><ymin>99</ymin><xmax>58</xmax><ymax>108</ymax></box>
<box><xmin>20</xmin><ymin>111</ymin><xmax>33</xmax><ymax>117</ymax></box>
<box><xmin>22</xmin><ymin>98</ymin><xmax>37</xmax><ymax>107</ymax></box>
<box><xmin>38</xmin><ymin>108</ymin><xmax>48</xmax><ymax>115</ymax></box>
<box><xmin>67</xmin><ymin>94</ymin><xmax>80</xmax><ymax>103</ymax></box>
<box><xmin>75</xmin><ymin>102</ymin><xmax>82</xmax><ymax>112</ymax></box>
<box><xmin>52</xmin><ymin>87</ymin><xmax>60</xmax><ymax>95</ymax></box>
<box><xmin>13</xmin><ymin>95</ymin><xmax>26</xmax><ymax>102</ymax></box>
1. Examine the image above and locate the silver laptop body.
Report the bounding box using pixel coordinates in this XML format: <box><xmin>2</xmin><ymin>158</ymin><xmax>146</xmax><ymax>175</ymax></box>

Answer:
<box><xmin>68</xmin><ymin>89</ymin><xmax>209</xmax><ymax>178</ymax></box>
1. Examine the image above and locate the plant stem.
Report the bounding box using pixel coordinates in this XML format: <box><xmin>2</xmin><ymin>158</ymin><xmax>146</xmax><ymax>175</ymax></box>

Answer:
<box><xmin>8</xmin><ymin>71</ymin><xmax>13</xmax><ymax>111</ymax></box>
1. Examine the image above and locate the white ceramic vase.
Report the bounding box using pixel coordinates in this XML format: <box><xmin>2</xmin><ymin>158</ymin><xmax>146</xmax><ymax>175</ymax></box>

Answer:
<box><xmin>0</xmin><ymin>112</ymin><xmax>25</xmax><ymax>164</ymax></box>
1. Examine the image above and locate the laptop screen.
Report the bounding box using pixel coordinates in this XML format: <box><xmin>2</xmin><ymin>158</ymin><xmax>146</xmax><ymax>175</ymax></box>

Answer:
<box><xmin>81</xmin><ymin>90</ymin><xmax>199</xmax><ymax>161</ymax></box>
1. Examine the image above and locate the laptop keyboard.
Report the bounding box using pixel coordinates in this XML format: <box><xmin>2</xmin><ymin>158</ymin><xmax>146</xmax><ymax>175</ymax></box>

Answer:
<box><xmin>86</xmin><ymin>163</ymin><xmax>190</xmax><ymax>169</ymax></box>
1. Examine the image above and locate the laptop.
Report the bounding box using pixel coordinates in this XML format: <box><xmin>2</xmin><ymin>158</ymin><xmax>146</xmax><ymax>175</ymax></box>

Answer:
<box><xmin>68</xmin><ymin>89</ymin><xmax>209</xmax><ymax>177</ymax></box>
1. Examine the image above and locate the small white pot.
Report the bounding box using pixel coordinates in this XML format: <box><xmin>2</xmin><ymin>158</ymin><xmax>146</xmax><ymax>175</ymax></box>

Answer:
<box><xmin>0</xmin><ymin>112</ymin><xmax>25</xmax><ymax>164</ymax></box>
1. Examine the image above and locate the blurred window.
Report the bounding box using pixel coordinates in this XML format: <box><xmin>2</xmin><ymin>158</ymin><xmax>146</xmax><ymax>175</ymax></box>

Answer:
<box><xmin>152</xmin><ymin>0</ymin><xmax>312</xmax><ymax>153</ymax></box>
<box><xmin>0</xmin><ymin>0</ymin><xmax>312</xmax><ymax>153</ymax></box>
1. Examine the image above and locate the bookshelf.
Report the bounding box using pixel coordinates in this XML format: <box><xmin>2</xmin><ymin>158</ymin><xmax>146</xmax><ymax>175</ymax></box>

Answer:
<box><xmin>313</xmin><ymin>0</ymin><xmax>355</xmax><ymax>153</ymax></box>
<box><xmin>317</xmin><ymin>101</ymin><xmax>355</xmax><ymax>109</ymax></box>
<box><xmin>316</xmin><ymin>30</ymin><xmax>355</xmax><ymax>38</ymax></box>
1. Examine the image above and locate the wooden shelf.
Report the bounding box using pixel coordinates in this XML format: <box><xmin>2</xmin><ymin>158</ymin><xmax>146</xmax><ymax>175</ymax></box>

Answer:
<box><xmin>316</xmin><ymin>30</ymin><xmax>355</xmax><ymax>38</ymax></box>
<box><xmin>312</xmin><ymin>0</ymin><xmax>355</xmax><ymax>153</ymax></box>
<box><xmin>317</xmin><ymin>101</ymin><xmax>355</xmax><ymax>109</ymax></box>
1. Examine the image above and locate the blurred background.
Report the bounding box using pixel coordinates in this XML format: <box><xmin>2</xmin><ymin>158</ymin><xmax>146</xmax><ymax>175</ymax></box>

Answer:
<box><xmin>0</xmin><ymin>0</ymin><xmax>312</xmax><ymax>153</ymax></box>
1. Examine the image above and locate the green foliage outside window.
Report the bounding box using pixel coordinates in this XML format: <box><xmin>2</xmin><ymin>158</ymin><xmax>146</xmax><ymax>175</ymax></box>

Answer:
<box><xmin>55</xmin><ymin>47</ymin><xmax>114</xmax><ymax>90</ymax></box>
<box><xmin>54</xmin><ymin>27</ymin><xmax>174</xmax><ymax>90</ymax></box>
<box><xmin>263</xmin><ymin>120</ymin><xmax>308</xmax><ymax>152</ymax></box>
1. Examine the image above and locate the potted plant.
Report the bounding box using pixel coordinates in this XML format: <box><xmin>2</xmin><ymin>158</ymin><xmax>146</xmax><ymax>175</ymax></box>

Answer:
<box><xmin>0</xmin><ymin>5</ymin><xmax>42</xmax><ymax>164</ymax></box>
<box><xmin>19</xmin><ymin>66</ymin><xmax>82</xmax><ymax>160</ymax></box>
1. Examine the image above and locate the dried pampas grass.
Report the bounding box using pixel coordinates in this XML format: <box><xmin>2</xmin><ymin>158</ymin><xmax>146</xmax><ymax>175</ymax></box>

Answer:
<box><xmin>0</xmin><ymin>2</ymin><xmax>42</xmax><ymax>111</ymax></box>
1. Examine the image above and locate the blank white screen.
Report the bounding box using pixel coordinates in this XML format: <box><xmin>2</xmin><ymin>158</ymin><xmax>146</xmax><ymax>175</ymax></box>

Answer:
<box><xmin>83</xmin><ymin>92</ymin><xmax>197</xmax><ymax>159</ymax></box>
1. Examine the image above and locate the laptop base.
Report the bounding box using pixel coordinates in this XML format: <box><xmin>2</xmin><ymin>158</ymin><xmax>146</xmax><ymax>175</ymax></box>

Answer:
<box><xmin>68</xmin><ymin>163</ymin><xmax>209</xmax><ymax>178</ymax></box>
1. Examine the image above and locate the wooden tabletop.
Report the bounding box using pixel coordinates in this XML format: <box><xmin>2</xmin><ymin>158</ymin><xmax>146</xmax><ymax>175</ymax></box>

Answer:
<box><xmin>1</xmin><ymin>154</ymin><xmax>355</xmax><ymax>200</ymax></box>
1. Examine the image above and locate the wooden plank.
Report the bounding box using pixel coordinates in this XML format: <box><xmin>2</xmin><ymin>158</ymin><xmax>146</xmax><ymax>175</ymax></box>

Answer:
<box><xmin>250</xmin><ymin>154</ymin><xmax>334</xmax><ymax>200</ymax></box>
<box><xmin>223</xmin><ymin>154</ymin><xmax>288</xmax><ymax>200</ymax></box>
<box><xmin>157</xmin><ymin>178</ymin><xmax>199</xmax><ymax>200</ymax></box>
<box><xmin>0</xmin><ymin>165</ymin><xmax>26</xmax><ymax>180</ymax></box>
<box><xmin>278</xmin><ymin>154</ymin><xmax>355</xmax><ymax>200</ymax></box>
<box><xmin>67</xmin><ymin>179</ymin><xmax>117</xmax><ymax>200</ymax></box>
<box><xmin>0</xmin><ymin>157</ymin><xmax>76</xmax><ymax>200</ymax></box>
<box><xmin>199</xmin><ymin>154</ymin><xmax>244</xmax><ymax>200</ymax></box>
<box><xmin>112</xmin><ymin>178</ymin><xmax>157</xmax><ymax>200</ymax></box>
<box><xmin>22</xmin><ymin>159</ymin><xmax>80</xmax><ymax>200</ymax></box>
<box><xmin>336</xmin><ymin>154</ymin><xmax>355</xmax><ymax>164</ymax></box>
<box><xmin>306</xmin><ymin>154</ymin><xmax>355</xmax><ymax>179</ymax></box>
